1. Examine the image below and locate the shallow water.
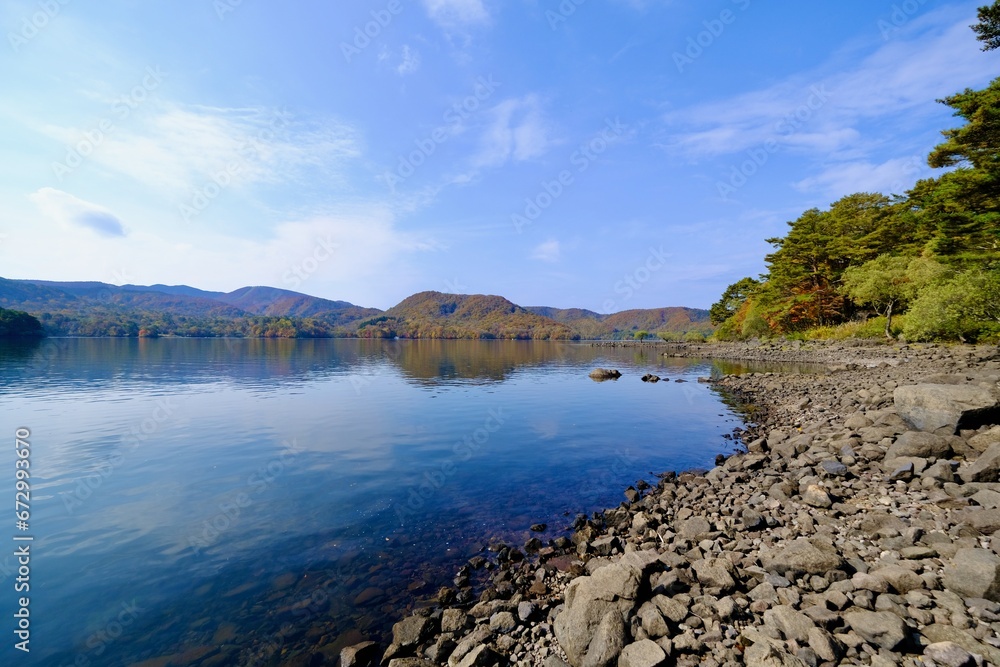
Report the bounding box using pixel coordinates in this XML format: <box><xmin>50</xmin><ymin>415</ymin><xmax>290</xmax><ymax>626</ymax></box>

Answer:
<box><xmin>0</xmin><ymin>339</ymin><xmax>749</xmax><ymax>666</ymax></box>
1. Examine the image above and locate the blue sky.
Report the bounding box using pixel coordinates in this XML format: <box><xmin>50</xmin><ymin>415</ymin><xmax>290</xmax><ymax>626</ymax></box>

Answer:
<box><xmin>2</xmin><ymin>0</ymin><xmax>998</xmax><ymax>311</ymax></box>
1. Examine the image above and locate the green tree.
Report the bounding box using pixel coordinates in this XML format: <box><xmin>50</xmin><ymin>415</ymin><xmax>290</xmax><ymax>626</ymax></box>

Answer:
<box><xmin>634</xmin><ymin>330</ymin><xmax>649</xmax><ymax>342</ymax></box>
<box><xmin>904</xmin><ymin>269</ymin><xmax>1000</xmax><ymax>341</ymax></box>
<box><xmin>928</xmin><ymin>78</ymin><xmax>1000</xmax><ymax>173</ymax></box>
<box><xmin>709</xmin><ymin>277</ymin><xmax>760</xmax><ymax>325</ymax></box>
<box><xmin>841</xmin><ymin>256</ymin><xmax>943</xmax><ymax>338</ymax></box>
<box><xmin>0</xmin><ymin>308</ymin><xmax>44</xmax><ymax>338</ymax></box>
<box><xmin>973</xmin><ymin>1</ymin><xmax>1000</xmax><ymax>51</ymax></box>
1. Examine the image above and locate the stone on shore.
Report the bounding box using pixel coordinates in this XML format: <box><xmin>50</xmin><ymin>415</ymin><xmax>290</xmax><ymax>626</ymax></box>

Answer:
<box><xmin>959</xmin><ymin>441</ymin><xmax>1000</xmax><ymax>483</ymax></box>
<box><xmin>341</xmin><ymin>641</ymin><xmax>379</xmax><ymax>667</ymax></box>
<box><xmin>617</xmin><ymin>640</ymin><xmax>666</xmax><ymax>667</ymax></box>
<box><xmin>843</xmin><ymin>609</ymin><xmax>908</xmax><ymax>650</ymax></box>
<box><xmin>894</xmin><ymin>383</ymin><xmax>999</xmax><ymax>435</ymax></box>
<box><xmin>923</xmin><ymin>641</ymin><xmax>979</xmax><ymax>667</ymax></box>
<box><xmin>761</xmin><ymin>538</ymin><xmax>845</xmax><ymax>577</ymax></box>
<box><xmin>943</xmin><ymin>548</ymin><xmax>1000</xmax><ymax>601</ymax></box>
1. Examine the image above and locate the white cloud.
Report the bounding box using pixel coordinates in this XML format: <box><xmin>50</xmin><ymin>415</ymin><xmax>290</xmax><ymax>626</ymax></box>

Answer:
<box><xmin>422</xmin><ymin>0</ymin><xmax>490</xmax><ymax>27</ymax></box>
<box><xmin>474</xmin><ymin>95</ymin><xmax>552</xmax><ymax>168</ymax></box>
<box><xmin>794</xmin><ymin>155</ymin><xmax>931</xmax><ymax>198</ymax></box>
<box><xmin>662</xmin><ymin>9</ymin><xmax>1000</xmax><ymax>160</ymax></box>
<box><xmin>397</xmin><ymin>45</ymin><xmax>422</xmax><ymax>76</ymax></box>
<box><xmin>39</xmin><ymin>103</ymin><xmax>361</xmax><ymax>199</ymax></box>
<box><xmin>530</xmin><ymin>239</ymin><xmax>561</xmax><ymax>263</ymax></box>
<box><xmin>28</xmin><ymin>188</ymin><xmax>126</xmax><ymax>237</ymax></box>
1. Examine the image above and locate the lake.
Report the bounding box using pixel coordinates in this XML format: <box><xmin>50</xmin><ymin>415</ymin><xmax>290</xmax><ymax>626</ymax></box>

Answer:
<box><xmin>0</xmin><ymin>339</ymin><xmax>751</xmax><ymax>666</ymax></box>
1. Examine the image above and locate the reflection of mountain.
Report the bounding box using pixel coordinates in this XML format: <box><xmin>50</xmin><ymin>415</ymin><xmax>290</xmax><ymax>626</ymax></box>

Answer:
<box><xmin>525</xmin><ymin>306</ymin><xmax>713</xmax><ymax>339</ymax></box>
<box><xmin>0</xmin><ymin>339</ymin><xmax>724</xmax><ymax>394</ymax></box>
<box><xmin>0</xmin><ymin>278</ymin><xmax>711</xmax><ymax>340</ymax></box>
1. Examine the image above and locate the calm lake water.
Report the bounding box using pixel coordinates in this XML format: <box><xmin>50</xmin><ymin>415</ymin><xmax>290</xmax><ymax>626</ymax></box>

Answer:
<box><xmin>0</xmin><ymin>339</ymin><xmax>753</xmax><ymax>666</ymax></box>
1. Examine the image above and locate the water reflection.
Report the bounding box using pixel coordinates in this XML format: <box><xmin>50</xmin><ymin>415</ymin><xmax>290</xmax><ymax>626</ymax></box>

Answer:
<box><xmin>0</xmin><ymin>339</ymin><xmax>767</xmax><ymax>666</ymax></box>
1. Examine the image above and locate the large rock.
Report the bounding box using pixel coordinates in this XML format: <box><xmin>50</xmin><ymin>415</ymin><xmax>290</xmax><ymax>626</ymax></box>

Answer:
<box><xmin>393</xmin><ymin>614</ymin><xmax>436</xmax><ymax>647</ymax></box>
<box><xmin>554</xmin><ymin>552</ymin><xmax>659</xmax><ymax>667</ymax></box>
<box><xmin>743</xmin><ymin>641</ymin><xmax>809</xmax><ymax>667</ymax></box>
<box><xmin>886</xmin><ymin>431</ymin><xmax>952</xmax><ymax>459</ymax></box>
<box><xmin>923</xmin><ymin>642</ymin><xmax>979</xmax><ymax>667</ymax></box>
<box><xmin>894</xmin><ymin>384</ymin><xmax>999</xmax><ymax>435</ymax></box>
<box><xmin>617</xmin><ymin>640</ymin><xmax>666</xmax><ymax>667</ymax></box>
<box><xmin>943</xmin><ymin>548</ymin><xmax>1000</xmax><ymax>601</ymax></box>
<box><xmin>763</xmin><ymin>605</ymin><xmax>815</xmax><ymax>643</ymax></box>
<box><xmin>843</xmin><ymin>610</ymin><xmax>908</xmax><ymax>650</ymax></box>
<box><xmin>691</xmin><ymin>557</ymin><xmax>737</xmax><ymax>594</ymax></box>
<box><xmin>959</xmin><ymin>441</ymin><xmax>1000</xmax><ymax>483</ymax></box>
<box><xmin>922</xmin><ymin>624</ymin><xmax>1000</xmax><ymax>666</ymax></box>
<box><xmin>582</xmin><ymin>609</ymin><xmax>626</xmax><ymax>667</ymax></box>
<box><xmin>761</xmin><ymin>538</ymin><xmax>845</xmax><ymax>578</ymax></box>
<box><xmin>869</xmin><ymin>565</ymin><xmax>924</xmax><ymax>594</ymax></box>
<box><xmin>589</xmin><ymin>368</ymin><xmax>622</xmax><ymax>381</ymax></box>
<box><xmin>341</xmin><ymin>641</ymin><xmax>380</xmax><ymax>667</ymax></box>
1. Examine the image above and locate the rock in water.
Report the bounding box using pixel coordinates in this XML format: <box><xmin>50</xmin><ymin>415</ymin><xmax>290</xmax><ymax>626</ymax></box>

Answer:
<box><xmin>893</xmin><ymin>383</ymin><xmax>999</xmax><ymax>434</ymax></box>
<box><xmin>589</xmin><ymin>368</ymin><xmax>622</xmax><ymax>381</ymax></box>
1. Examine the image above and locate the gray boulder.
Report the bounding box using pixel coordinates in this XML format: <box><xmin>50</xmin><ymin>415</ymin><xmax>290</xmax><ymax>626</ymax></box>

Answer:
<box><xmin>582</xmin><ymin>609</ymin><xmax>626</xmax><ymax>667</ymax></box>
<box><xmin>691</xmin><ymin>557</ymin><xmax>737</xmax><ymax>594</ymax></box>
<box><xmin>763</xmin><ymin>605</ymin><xmax>815</xmax><ymax>643</ymax></box>
<box><xmin>923</xmin><ymin>641</ymin><xmax>979</xmax><ymax>667</ymax></box>
<box><xmin>894</xmin><ymin>384</ymin><xmax>999</xmax><ymax>435</ymax></box>
<box><xmin>943</xmin><ymin>548</ymin><xmax>1000</xmax><ymax>601</ymax></box>
<box><xmin>744</xmin><ymin>641</ymin><xmax>808</xmax><ymax>667</ymax></box>
<box><xmin>617</xmin><ymin>640</ymin><xmax>666</xmax><ymax>667</ymax></box>
<box><xmin>393</xmin><ymin>614</ymin><xmax>436</xmax><ymax>647</ymax></box>
<box><xmin>959</xmin><ymin>441</ymin><xmax>1000</xmax><ymax>483</ymax></box>
<box><xmin>843</xmin><ymin>610</ymin><xmax>908</xmax><ymax>650</ymax></box>
<box><xmin>886</xmin><ymin>430</ymin><xmax>952</xmax><ymax>459</ymax></box>
<box><xmin>341</xmin><ymin>641</ymin><xmax>380</xmax><ymax>667</ymax></box>
<box><xmin>761</xmin><ymin>538</ymin><xmax>845</xmax><ymax>577</ymax></box>
<box><xmin>554</xmin><ymin>551</ymin><xmax>659</xmax><ymax>667</ymax></box>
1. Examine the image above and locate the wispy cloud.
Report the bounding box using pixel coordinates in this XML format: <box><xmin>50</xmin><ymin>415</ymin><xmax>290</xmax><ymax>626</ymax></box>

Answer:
<box><xmin>36</xmin><ymin>103</ymin><xmax>361</xmax><ymax>198</ymax></box>
<box><xmin>28</xmin><ymin>188</ymin><xmax>126</xmax><ymax>237</ymax></box>
<box><xmin>473</xmin><ymin>95</ymin><xmax>553</xmax><ymax>168</ymax></box>
<box><xmin>530</xmin><ymin>239</ymin><xmax>560</xmax><ymax>263</ymax></box>
<box><xmin>422</xmin><ymin>0</ymin><xmax>490</xmax><ymax>28</ymax></box>
<box><xmin>662</xmin><ymin>9</ymin><xmax>1000</xmax><ymax>161</ymax></box>
<box><xmin>397</xmin><ymin>45</ymin><xmax>422</xmax><ymax>76</ymax></box>
<box><xmin>794</xmin><ymin>155</ymin><xmax>931</xmax><ymax>198</ymax></box>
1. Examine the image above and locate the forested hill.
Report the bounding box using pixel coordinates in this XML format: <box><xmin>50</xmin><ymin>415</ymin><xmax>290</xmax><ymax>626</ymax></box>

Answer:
<box><xmin>0</xmin><ymin>279</ymin><xmax>711</xmax><ymax>340</ymax></box>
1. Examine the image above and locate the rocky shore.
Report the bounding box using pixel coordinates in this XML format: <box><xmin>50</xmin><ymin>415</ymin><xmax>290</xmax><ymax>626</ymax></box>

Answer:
<box><xmin>346</xmin><ymin>341</ymin><xmax>1000</xmax><ymax>667</ymax></box>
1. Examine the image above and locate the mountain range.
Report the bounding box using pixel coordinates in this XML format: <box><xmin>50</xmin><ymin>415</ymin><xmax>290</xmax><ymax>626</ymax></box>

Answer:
<box><xmin>0</xmin><ymin>277</ymin><xmax>711</xmax><ymax>340</ymax></box>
